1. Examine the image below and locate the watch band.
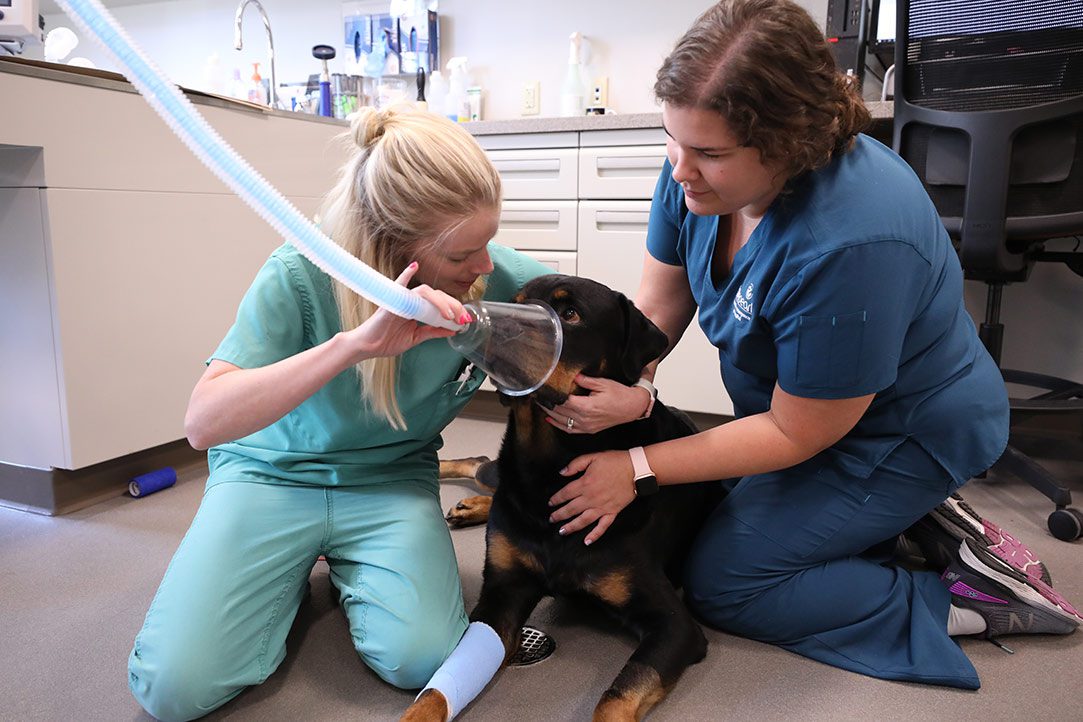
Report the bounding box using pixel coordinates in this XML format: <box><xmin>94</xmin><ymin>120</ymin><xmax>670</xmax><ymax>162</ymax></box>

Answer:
<box><xmin>633</xmin><ymin>378</ymin><xmax>657</xmax><ymax>419</ymax></box>
<box><xmin>628</xmin><ymin>446</ymin><xmax>658</xmax><ymax>496</ymax></box>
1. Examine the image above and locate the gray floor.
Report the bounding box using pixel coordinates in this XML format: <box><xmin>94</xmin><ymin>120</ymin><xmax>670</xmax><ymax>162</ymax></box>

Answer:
<box><xmin>3</xmin><ymin>415</ymin><xmax>1082</xmax><ymax>721</ymax></box>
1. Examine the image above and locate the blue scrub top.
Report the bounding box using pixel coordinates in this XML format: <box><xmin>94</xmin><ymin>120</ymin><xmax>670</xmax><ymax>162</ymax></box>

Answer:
<box><xmin>647</xmin><ymin>134</ymin><xmax>1008</xmax><ymax>484</ymax></box>
<box><xmin>205</xmin><ymin>242</ymin><xmax>552</xmax><ymax>488</ymax></box>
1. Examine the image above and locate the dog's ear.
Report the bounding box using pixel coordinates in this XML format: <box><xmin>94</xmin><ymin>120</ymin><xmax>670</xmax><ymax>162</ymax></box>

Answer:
<box><xmin>617</xmin><ymin>293</ymin><xmax>669</xmax><ymax>384</ymax></box>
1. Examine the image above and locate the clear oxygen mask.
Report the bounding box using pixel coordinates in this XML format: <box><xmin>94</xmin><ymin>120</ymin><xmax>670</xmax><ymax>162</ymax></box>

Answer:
<box><xmin>447</xmin><ymin>300</ymin><xmax>563</xmax><ymax>396</ymax></box>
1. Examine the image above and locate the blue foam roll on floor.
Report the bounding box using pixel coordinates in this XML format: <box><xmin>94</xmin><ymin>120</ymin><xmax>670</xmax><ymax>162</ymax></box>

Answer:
<box><xmin>129</xmin><ymin>467</ymin><xmax>177</xmax><ymax>498</ymax></box>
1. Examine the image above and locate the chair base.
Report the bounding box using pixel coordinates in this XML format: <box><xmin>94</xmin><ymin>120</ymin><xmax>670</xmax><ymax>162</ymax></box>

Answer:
<box><xmin>990</xmin><ymin>368</ymin><xmax>1083</xmax><ymax>541</ymax></box>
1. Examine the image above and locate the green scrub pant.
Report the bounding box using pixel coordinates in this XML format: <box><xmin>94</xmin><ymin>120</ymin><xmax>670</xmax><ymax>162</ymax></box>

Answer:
<box><xmin>128</xmin><ymin>478</ymin><xmax>468</xmax><ymax>722</ymax></box>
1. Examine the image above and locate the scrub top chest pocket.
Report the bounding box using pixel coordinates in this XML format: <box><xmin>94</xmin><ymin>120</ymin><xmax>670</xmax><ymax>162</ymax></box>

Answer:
<box><xmin>418</xmin><ymin>361</ymin><xmax>488</xmax><ymax>438</ymax></box>
<box><xmin>795</xmin><ymin>311</ymin><xmax>867</xmax><ymax>391</ymax></box>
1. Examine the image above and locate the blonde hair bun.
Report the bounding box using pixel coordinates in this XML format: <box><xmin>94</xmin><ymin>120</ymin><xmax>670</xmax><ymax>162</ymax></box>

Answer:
<box><xmin>352</xmin><ymin>106</ymin><xmax>390</xmax><ymax>149</ymax></box>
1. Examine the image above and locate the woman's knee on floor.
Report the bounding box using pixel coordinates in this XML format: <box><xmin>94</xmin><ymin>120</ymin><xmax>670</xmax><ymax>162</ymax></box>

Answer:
<box><xmin>128</xmin><ymin>636</ymin><xmax>248</xmax><ymax>722</ymax></box>
<box><xmin>359</xmin><ymin>614</ymin><xmax>465</xmax><ymax>689</ymax></box>
<box><xmin>683</xmin><ymin>529</ymin><xmax>796</xmax><ymax>641</ymax></box>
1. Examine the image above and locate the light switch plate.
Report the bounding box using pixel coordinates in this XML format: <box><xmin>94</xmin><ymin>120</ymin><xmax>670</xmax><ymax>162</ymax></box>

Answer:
<box><xmin>522</xmin><ymin>81</ymin><xmax>540</xmax><ymax>116</ymax></box>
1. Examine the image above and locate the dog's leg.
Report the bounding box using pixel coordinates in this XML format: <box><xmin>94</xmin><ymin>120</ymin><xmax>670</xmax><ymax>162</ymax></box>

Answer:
<box><xmin>446</xmin><ymin>495</ymin><xmax>493</xmax><ymax>528</ymax></box>
<box><xmin>471</xmin><ymin>532</ymin><xmax>548</xmax><ymax>659</ymax></box>
<box><xmin>592</xmin><ymin>581</ymin><xmax>707</xmax><ymax>722</ymax></box>
<box><xmin>438</xmin><ymin>456</ymin><xmax>491</xmax><ymax>482</ymax></box>
<box><xmin>399</xmin><ymin>533</ymin><xmax>546</xmax><ymax>722</ymax></box>
<box><xmin>400</xmin><ymin>689</ymin><xmax>448</xmax><ymax>722</ymax></box>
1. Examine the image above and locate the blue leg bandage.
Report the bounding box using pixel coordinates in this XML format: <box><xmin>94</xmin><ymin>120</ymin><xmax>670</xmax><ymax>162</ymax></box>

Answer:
<box><xmin>418</xmin><ymin>621</ymin><xmax>504</xmax><ymax>720</ymax></box>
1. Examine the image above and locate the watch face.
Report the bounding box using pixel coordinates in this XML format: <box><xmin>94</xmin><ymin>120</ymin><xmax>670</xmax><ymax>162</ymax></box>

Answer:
<box><xmin>634</xmin><ymin>474</ymin><xmax>659</xmax><ymax>497</ymax></box>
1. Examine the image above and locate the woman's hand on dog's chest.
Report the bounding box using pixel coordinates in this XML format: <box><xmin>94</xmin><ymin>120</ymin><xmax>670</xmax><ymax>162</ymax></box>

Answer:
<box><xmin>548</xmin><ymin>450</ymin><xmax>636</xmax><ymax>544</ymax></box>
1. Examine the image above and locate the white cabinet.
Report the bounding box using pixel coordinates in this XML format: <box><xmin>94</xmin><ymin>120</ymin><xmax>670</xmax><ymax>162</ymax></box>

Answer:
<box><xmin>1</xmin><ymin>71</ymin><xmax>346</xmax><ymax>472</ymax></box>
<box><xmin>493</xmin><ymin>200</ymin><xmax>578</xmax><ymax>252</ymax></box>
<box><xmin>488</xmin><ymin>148</ymin><xmax>579</xmax><ymax>200</ymax></box>
<box><xmin>577</xmin><ymin>201</ymin><xmax>732</xmax><ymax>416</ymax></box>
<box><xmin>483</xmin><ymin>130</ymin><xmax>732</xmax><ymax>418</ymax></box>
<box><xmin>0</xmin><ymin>186</ymin><xmax>66</xmax><ymax>469</ymax></box>
<box><xmin>578</xmin><ymin>145</ymin><xmax>669</xmax><ymax>200</ymax></box>
<box><xmin>519</xmin><ymin>250</ymin><xmax>577</xmax><ymax>275</ymax></box>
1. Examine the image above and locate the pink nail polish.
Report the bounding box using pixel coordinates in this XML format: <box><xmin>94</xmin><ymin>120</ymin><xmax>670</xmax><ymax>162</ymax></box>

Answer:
<box><xmin>409</xmin><ymin>261</ymin><xmax>418</xmax><ymax>269</ymax></box>
<box><xmin>458</xmin><ymin>312</ymin><xmax>471</xmax><ymax>324</ymax></box>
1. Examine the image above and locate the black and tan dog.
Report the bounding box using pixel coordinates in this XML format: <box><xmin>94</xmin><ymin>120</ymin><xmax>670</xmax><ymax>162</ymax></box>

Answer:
<box><xmin>411</xmin><ymin>275</ymin><xmax>725</xmax><ymax>722</ymax></box>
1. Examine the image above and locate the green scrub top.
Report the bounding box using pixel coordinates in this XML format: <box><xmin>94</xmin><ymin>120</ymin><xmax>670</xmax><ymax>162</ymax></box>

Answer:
<box><xmin>205</xmin><ymin>242</ymin><xmax>552</xmax><ymax>488</ymax></box>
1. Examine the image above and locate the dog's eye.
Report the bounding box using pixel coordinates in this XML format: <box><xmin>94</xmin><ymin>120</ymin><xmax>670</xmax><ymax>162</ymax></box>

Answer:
<box><xmin>560</xmin><ymin>307</ymin><xmax>580</xmax><ymax>323</ymax></box>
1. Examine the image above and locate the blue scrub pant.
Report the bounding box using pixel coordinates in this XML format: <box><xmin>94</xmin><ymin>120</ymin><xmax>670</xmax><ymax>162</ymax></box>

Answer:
<box><xmin>685</xmin><ymin>442</ymin><xmax>980</xmax><ymax>689</ymax></box>
<box><xmin>128</xmin><ymin>479</ymin><xmax>468</xmax><ymax>722</ymax></box>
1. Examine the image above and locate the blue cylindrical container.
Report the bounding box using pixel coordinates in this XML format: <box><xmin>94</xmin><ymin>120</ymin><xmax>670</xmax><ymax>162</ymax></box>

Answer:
<box><xmin>129</xmin><ymin>467</ymin><xmax>177</xmax><ymax>498</ymax></box>
<box><xmin>319</xmin><ymin>80</ymin><xmax>333</xmax><ymax>117</ymax></box>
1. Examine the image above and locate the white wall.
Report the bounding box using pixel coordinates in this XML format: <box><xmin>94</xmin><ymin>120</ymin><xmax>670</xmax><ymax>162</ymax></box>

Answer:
<box><xmin>436</xmin><ymin>0</ymin><xmax>825</xmax><ymax>118</ymax></box>
<box><xmin>39</xmin><ymin>0</ymin><xmax>827</xmax><ymax>117</ymax></box>
<box><xmin>31</xmin><ymin>0</ymin><xmax>1083</xmax><ymax>384</ymax></box>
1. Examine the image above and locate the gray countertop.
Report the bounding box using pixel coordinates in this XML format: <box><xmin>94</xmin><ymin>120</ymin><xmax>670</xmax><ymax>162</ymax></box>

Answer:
<box><xmin>1</xmin><ymin>56</ymin><xmax>893</xmax><ymax>136</ymax></box>
<box><xmin>462</xmin><ymin>102</ymin><xmax>893</xmax><ymax>135</ymax></box>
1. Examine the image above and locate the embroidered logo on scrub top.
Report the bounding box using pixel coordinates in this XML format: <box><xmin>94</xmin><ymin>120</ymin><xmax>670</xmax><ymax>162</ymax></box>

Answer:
<box><xmin>732</xmin><ymin>282</ymin><xmax>755</xmax><ymax>322</ymax></box>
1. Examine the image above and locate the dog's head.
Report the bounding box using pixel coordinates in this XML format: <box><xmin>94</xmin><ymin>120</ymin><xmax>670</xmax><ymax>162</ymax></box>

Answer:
<box><xmin>508</xmin><ymin>274</ymin><xmax>669</xmax><ymax>408</ymax></box>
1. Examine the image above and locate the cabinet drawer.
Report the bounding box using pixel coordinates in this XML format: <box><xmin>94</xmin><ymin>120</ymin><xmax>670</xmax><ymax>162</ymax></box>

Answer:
<box><xmin>521</xmin><ymin>250</ymin><xmax>577</xmax><ymax>275</ymax></box>
<box><xmin>578</xmin><ymin>145</ymin><xmax>667</xmax><ymax>200</ymax></box>
<box><xmin>488</xmin><ymin>148</ymin><xmax>579</xmax><ymax>200</ymax></box>
<box><xmin>577</xmin><ymin>201</ymin><xmax>732</xmax><ymax>416</ymax></box>
<box><xmin>493</xmin><ymin>200</ymin><xmax>577</xmax><ymax>251</ymax></box>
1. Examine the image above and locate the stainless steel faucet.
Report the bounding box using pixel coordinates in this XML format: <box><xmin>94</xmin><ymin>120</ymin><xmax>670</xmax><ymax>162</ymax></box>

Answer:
<box><xmin>234</xmin><ymin>0</ymin><xmax>278</xmax><ymax>109</ymax></box>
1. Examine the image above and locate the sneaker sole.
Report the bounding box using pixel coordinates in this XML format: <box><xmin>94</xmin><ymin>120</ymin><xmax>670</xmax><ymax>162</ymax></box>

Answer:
<box><xmin>937</xmin><ymin>495</ymin><xmax>1052</xmax><ymax>585</ymax></box>
<box><xmin>958</xmin><ymin>538</ymin><xmax>1082</xmax><ymax>626</ymax></box>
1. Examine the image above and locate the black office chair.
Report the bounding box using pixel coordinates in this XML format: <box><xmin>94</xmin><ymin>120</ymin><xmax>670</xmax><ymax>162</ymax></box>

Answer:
<box><xmin>892</xmin><ymin>0</ymin><xmax>1083</xmax><ymax>540</ymax></box>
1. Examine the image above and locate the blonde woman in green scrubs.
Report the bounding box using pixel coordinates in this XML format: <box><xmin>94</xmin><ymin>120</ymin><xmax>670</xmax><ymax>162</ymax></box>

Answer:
<box><xmin>127</xmin><ymin>107</ymin><xmax>552</xmax><ymax>722</ymax></box>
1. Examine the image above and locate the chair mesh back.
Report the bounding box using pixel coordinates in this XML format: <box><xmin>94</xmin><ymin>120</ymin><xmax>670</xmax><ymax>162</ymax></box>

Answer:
<box><xmin>904</xmin><ymin>0</ymin><xmax>1083</xmax><ymax>112</ymax></box>
<box><xmin>899</xmin><ymin>0</ymin><xmax>1083</xmax><ymax>232</ymax></box>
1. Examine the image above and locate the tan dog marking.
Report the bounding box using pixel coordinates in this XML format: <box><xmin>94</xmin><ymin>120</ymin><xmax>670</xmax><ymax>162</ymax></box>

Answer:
<box><xmin>488</xmin><ymin>532</ymin><xmax>544</xmax><ymax>574</ymax></box>
<box><xmin>399</xmin><ymin>687</ymin><xmax>449</xmax><ymax>722</ymax></box>
<box><xmin>592</xmin><ymin>663</ymin><xmax>667</xmax><ymax>722</ymax></box>
<box><xmin>586</xmin><ymin>569</ymin><xmax>633</xmax><ymax>607</ymax></box>
<box><xmin>438</xmin><ymin>456</ymin><xmax>489</xmax><ymax>480</ymax></box>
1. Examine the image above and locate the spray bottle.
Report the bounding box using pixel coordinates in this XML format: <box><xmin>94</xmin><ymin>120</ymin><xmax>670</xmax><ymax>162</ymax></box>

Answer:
<box><xmin>561</xmin><ymin>32</ymin><xmax>589</xmax><ymax>117</ymax></box>
<box><xmin>445</xmin><ymin>56</ymin><xmax>471</xmax><ymax>123</ymax></box>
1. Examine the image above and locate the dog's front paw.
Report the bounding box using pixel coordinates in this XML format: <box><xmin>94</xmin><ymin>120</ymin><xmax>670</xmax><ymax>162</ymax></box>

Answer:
<box><xmin>446</xmin><ymin>495</ymin><xmax>493</xmax><ymax>528</ymax></box>
<box><xmin>400</xmin><ymin>688</ymin><xmax>449</xmax><ymax>722</ymax></box>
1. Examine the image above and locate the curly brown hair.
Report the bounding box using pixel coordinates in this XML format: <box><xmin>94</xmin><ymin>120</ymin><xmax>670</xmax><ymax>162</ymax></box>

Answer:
<box><xmin>655</xmin><ymin>0</ymin><xmax>871</xmax><ymax>181</ymax></box>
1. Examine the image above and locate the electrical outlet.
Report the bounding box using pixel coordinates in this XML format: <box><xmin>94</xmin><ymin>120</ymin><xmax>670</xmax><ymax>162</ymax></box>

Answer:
<box><xmin>592</xmin><ymin>76</ymin><xmax>609</xmax><ymax>108</ymax></box>
<box><xmin>522</xmin><ymin>81</ymin><xmax>540</xmax><ymax>116</ymax></box>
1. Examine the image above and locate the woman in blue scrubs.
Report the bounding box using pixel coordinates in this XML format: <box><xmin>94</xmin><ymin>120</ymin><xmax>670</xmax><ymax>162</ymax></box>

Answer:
<box><xmin>127</xmin><ymin>107</ymin><xmax>551</xmax><ymax>721</ymax></box>
<box><xmin>545</xmin><ymin>0</ymin><xmax>1081</xmax><ymax>689</ymax></box>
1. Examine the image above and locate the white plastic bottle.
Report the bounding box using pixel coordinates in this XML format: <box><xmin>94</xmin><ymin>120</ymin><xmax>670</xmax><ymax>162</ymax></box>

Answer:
<box><xmin>202</xmin><ymin>52</ymin><xmax>227</xmax><ymax>96</ymax></box>
<box><xmin>427</xmin><ymin>70</ymin><xmax>448</xmax><ymax>117</ymax></box>
<box><xmin>444</xmin><ymin>57</ymin><xmax>471</xmax><ymax>123</ymax></box>
<box><xmin>561</xmin><ymin>32</ymin><xmax>589</xmax><ymax>117</ymax></box>
<box><xmin>228</xmin><ymin>68</ymin><xmax>247</xmax><ymax>101</ymax></box>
